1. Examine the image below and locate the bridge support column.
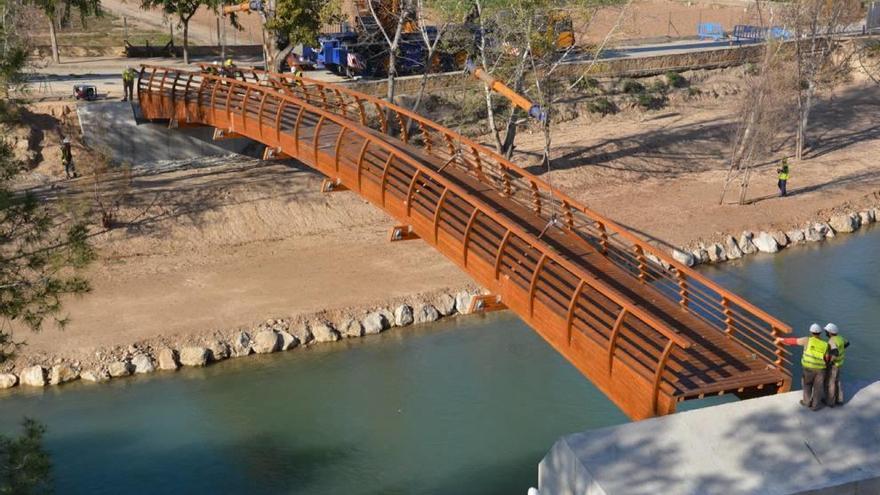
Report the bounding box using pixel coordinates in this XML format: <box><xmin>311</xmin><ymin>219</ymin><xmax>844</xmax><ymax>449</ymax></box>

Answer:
<box><xmin>168</xmin><ymin>119</ymin><xmax>205</xmax><ymax>129</ymax></box>
<box><xmin>212</xmin><ymin>128</ymin><xmax>244</xmax><ymax>140</ymax></box>
<box><xmin>389</xmin><ymin>225</ymin><xmax>419</xmax><ymax>242</ymax></box>
<box><xmin>262</xmin><ymin>147</ymin><xmax>291</xmax><ymax>161</ymax></box>
<box><xmin>468</xmin><ymin>294</ymin><xmax>507</xmax><ymax>314</ymax></box>
<box><xmin>320</xmin><ymin>178</ymin><xmax>349</xmax><ymax>193</ymax></box>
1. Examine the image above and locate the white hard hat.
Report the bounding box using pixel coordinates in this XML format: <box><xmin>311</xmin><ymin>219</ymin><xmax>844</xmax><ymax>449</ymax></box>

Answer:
<box><xmin>824</xmin><ymin>323</ymin><xmax>839</xmax><ymax>334</ymax></box>
<box><xmin>809</xmin><ymin>323</ymin><xmax>822</xmax><ymax>334</ymax></box>
<box><xmin>62</xmin><ymin>137</ymin><xmax>70</xmax><ymax>144</ymax></box>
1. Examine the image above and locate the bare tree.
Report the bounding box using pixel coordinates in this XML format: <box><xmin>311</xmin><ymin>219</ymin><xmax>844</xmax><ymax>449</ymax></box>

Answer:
<box><xmin>720</xmin><ymin>3</ymin><xmax>796</xmax><ymax>205</ymax></box>
<box><xmin>789</xmin><ymin>0</ymin><xmax>862</xmax><ymax>160</ymax></box>
<box><xmin>470</xmin><ymin>0</ymin><xmax>627</xmax><ymax>159</ymax></box>
<box><xmin>366</xmin><ymin>0</ymin><xmax>416</xmax><ymax>103</ymax></box>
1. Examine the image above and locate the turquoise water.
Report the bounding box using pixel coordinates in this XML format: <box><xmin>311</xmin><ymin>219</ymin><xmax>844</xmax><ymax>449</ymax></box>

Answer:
<box><xmin>1</xmin><ymin>225</ymin><xmax>878</xmax><ymax>494</ymax></box>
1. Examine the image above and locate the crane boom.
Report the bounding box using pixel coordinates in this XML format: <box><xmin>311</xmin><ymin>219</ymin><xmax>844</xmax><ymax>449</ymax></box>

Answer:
<box><xmin>464</xmin><ymin>60</ymin><xmax>546</xmax><ymax>123</ymax></box>
<box><xmin>222</xmin><ymin>0</ymin><xmax>264</xmax><ymax>15</ymax></box>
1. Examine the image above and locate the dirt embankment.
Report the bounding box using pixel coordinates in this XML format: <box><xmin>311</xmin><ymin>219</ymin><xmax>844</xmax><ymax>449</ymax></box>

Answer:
<box><xmin>6</xmin><ymin>158</ymin><xmax>474</xmax><ymax>371</ymax></box>
<box><xmin>512</xmin><ymin>69</ymin><xmax>880</xmax><ymax>250</ymax></box>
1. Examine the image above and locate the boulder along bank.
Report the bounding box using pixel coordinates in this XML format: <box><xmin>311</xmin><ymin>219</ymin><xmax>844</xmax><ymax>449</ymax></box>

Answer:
<box><xmin>670</xmin><ymin>208</ymin><xmax>879</xmax><ymax>267</ymax></box>
<box><xmin>0</xmin><ymin>288</ymin><xmax>484</xmax><ymax>390</ymax></box>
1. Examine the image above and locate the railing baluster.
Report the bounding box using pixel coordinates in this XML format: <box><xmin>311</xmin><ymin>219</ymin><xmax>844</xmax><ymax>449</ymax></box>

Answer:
<box><xmin>528</xmin><ymin>255</ymin><xmax>548</xmax><ymax>316</ymax></box>
<box><xmin>356</xmin><ymin>138</ymin><xmax>370</xmax><ymax>191</ymax></box>
<box><xmin>274</xmin><ymin>100</ymin><xmax>286</xmax><ymax>145</ymax></box>
<box><xmin>405</xmin><ymin>170</ymin><xmax>421</xmax><ymax>217</ymax></box>
<box><xmin>651</xmin><ymin>340</ymin><xmax>676</xmax><ymax>416</ymax></box>
<box><xmin>676</xmin><ymin>270</ymin><xmax>689</xmax><ymax>308</ymax></box>
<box><xmin>462</xmin><ymin>209</ymin><xmax>480</xmax><ymax>267</ymax></box>
<box><xmin>494</xmin><ymin>231</ymin><xmax>512</xmax><ymax>278</ymax></box>
<box><xmin>565</xmin><ymin>281</ymin><xmax>586</xmax><ymax>345</ymax></box>
<box><xmin>433</xmin><ymin>188</ymin><xmax>449</xmax><ymax>243</ymax></box>
<box><xmin>722</xmin><ymin>297</ymin><xmax>734</xmax><ymax>335</ymax></box>
<box><xmin>354</xmin><ymin>96</ymin><xmax>367</xmax><ymax>125</ymax></box>
<box><xmin>607</xmin><ymin>308</ymin><xmax>629</xmax><ymax>372</ymax></box>
<box><xmin>634</xmin><ymin>245</ymin><xmax>648</xmax><ymax>284</ymax></box>
<box><xmin>380</xmin><ymin>154</ymin><xmax>394</xmax><ymax>207</ymax></box>
<box><xmin>333</xmin><ymin>127</ymin><xmax>348</xmax><ymax>172</ymax></box>
<box><xmin>293</xmin><ymin>105</ymin><xmax>305</xmax><ymax>155</ymax></box>
<box><xmin>312</xmin><ymin>116</ymin><xmax>325</xmax><ymax>166</ymax></box>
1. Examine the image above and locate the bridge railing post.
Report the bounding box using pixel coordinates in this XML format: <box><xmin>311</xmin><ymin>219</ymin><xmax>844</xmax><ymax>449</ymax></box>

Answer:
<box><xmin>676</xmin><ymin>269</ymin><xmax>689</xmax><ymax>308</ymax></box>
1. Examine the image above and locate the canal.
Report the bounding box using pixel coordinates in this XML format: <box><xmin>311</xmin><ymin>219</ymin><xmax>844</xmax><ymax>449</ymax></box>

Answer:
<box><xmin>1</xmin><ymin>226</ymin><xmax>878</xmax><ymax>494</ymax></box>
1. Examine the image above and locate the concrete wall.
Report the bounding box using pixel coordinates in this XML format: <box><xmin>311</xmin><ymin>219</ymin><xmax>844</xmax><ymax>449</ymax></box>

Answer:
<box><xmin>77</xmin><ymin>102</ymin><xmax>259</xmax><ymax>166</ymax></box>
<box><xmin>342</xmin><ymin>44</ymin><xmax>765</xmax><ymax>98</ymax></box>
<box><xmin>538</xmin><ymin>381</ymin><xmax>880</xmax><ymax>495</ymax></box>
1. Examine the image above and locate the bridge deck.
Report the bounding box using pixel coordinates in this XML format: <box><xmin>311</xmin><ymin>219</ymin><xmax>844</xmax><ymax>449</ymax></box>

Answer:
<box><xmin>137</xmin><ymin>66</ymin><xmax>792</xmax><ymax>420</ymax></box>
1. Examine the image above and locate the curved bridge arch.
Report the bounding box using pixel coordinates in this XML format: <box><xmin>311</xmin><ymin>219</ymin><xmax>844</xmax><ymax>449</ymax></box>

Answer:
<box><xmin>138</xmin><ymin>66</ymin><xmax>791</xmax><ymax>420</ymax></box>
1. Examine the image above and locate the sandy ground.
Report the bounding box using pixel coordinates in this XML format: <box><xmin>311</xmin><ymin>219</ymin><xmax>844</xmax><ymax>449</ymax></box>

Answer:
<box><xmin>9</xmin><ymin>160</ymin><xmax>473</xmax><ymax>367</ymax></box>
<box><xmin>512</xmin><ymin>71</ymin><xmax>880</xmax><ymax>249</ymax></box>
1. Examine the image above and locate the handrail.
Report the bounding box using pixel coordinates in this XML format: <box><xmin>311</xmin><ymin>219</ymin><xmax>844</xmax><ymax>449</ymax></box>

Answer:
<box><xmin>139</xmin><ymin>65</ymin><xmax>694</xmax><ymax>353</ymax></box>
<box><xmin>238</xmin><ymin>68</ymin><xmax>792</xmax><ymax>336</ymax></box>
<box><xmin>148</xmin><ymin>67</ymin><xmax>793</xmax><ymax>364</ymax></box>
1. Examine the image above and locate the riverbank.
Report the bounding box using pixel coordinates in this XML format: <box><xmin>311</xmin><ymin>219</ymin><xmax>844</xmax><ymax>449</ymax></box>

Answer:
<box><xmin>4</xmin><ymin>74</ymin><xmax>880</xmax><ymax>389</ymax></box>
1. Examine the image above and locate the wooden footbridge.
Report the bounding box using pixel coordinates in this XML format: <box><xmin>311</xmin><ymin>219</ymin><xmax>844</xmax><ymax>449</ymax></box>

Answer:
<box><xmin>137</xmin><ymin>65</ymin><xmax>792</xmax><ymax>420</ymax></box>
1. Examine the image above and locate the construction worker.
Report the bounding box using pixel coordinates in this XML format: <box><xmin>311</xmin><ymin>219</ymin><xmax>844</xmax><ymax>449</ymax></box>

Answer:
<box><xmin>221</xmin><ymin>58</ymin><xmax>236</xmax><ymax>78</ymax></box>
<box><xmin>122</xmin><ymin>66</ymin><xmax>137</xmax><ymax>101</ymax></box>
<box><xmin>60</xmin><ymin>137</ymin><xmax>76</xmax><ymax>179</ymax></box>
<box><xmin>776</xmin><ymin>158</ymin><xmax>790</xmax><ymax>197</ymax></box>
<box><xmin>776</xmin><ymin>323</ymin><xmax>830</xmax><ymax>410</ymax></box>
<box><xmin>824</xmin><ymin>323</ymin><xmax>850</xmax><ymax>407</ymax></box>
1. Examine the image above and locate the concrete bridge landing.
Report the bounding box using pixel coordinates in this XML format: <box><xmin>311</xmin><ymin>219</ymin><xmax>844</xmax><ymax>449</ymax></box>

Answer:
<box><xmin>539</xmin><ymin>380</ymin><xmax>880</xmax><ymax>495</ymax></box>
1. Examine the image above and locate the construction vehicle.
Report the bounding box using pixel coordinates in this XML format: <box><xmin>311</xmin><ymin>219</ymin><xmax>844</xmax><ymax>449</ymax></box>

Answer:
<box><xmin>222</xmin><ymin>0</ymin><xmax>574</xmax><ymax>78</ymax></box>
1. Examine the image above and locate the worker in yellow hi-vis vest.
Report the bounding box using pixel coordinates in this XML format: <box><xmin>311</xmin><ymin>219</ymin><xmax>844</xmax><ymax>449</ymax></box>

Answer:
<box><xmin>776</xmin><ymin>323</ymin><xmax>831</xmax><ymax>410</ymax></box>
<box><xmin>776</xmin><ymin>158</ymin><xmax>790</xmax><ymax>197</ymax></box>
<box><xmin>823</xmin><ymin>323</ymin><xmax>850</xmax><ymax>407</ymax></box>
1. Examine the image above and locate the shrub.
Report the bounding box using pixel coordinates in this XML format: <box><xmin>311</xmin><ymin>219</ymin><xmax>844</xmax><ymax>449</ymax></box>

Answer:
<box><xmin>665</xmin><ymin>71</ymin><xmax>688</xmax><ymax>88</ymax></box>
<box><xmin>745</xmin><ymin>62</ymin><xmax>760</xmax><ymax>76</ymax></box>
<box><xmin>687</xmin><ymin>87</ymin><xmax>702</xmax><ymax>97</ymax></box>
<box><xmin>635</xmin><ymin>93</ymin><xmax>666</xmax><ymax>110</ymax></box>
<box><xmin>650</xmin><ymin>79</ymin><xmax>668</xmax><ymax>93</ymax></box>
<box><xmin>587</xmin><ymin>97</ymin><xmax>617</xmax><ymax>115</ymax></box>
<box><xmin>578</xmin><ymin>77</ymin><xmax>601</xmax><ymax>93</ymax></box>
<box><xmin>621</xmin><ymin>78</ymin><xmax>645</xmax><ymax>94</ymax></box>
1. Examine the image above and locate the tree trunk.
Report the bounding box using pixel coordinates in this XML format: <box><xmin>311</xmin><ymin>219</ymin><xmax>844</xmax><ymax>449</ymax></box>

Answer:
<box><xmin>48</xmin><ymin>16</ymin><xmax>60</xmax><ymax>64</ymax></box>
<box><xmin>386</xmin><ymin>49</ymin><xmax>397</xmax><ymax>103</ymax></box>
<box><xmin>182</xmin><ymin>21</ymin><xmax>189</xmax><ymax>65</ymax></box>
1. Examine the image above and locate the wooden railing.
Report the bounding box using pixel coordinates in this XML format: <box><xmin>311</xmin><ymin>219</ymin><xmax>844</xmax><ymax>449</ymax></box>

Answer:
<box><xmin>220</xmin><ymin>67</ymin><xmax>794</xmax><ymax>370</ymax></box>
<box><xmin>138</xmin><ymin>65</ymin><xmax>792</xmax><ymax>416</ymax></box>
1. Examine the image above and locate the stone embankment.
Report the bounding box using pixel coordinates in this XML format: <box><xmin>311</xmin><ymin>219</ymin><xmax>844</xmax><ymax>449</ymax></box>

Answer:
<box><xmin>669</xmin><ymin>208</ymin><xmax>878</xmax><ymax>268</ymax></box>
<box><xmin>0</xmin><ymin>289</ymin><xmax>482</xmax><ymax>391</ymax></box>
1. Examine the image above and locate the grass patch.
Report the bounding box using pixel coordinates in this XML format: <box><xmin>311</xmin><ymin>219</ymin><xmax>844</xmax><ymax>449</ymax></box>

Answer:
<box><xmin>665</xmin><ymin>71</ymin><xmax>688</xmax><ymax>88</ymax></box>
<box><xmin>635</xmin><ymin>93</ymin><xmax>666</xmax><ymax>110</ymax></box>
<box><xmin>587</xmin><ymin>97</ymin><xmax>617</xmax><ymax>115</ymax></box>
<box><xmin>26</xmin><ymin>8</ymin><xmax>170</xmax><ymax>48</ymax></box>
<box><xmin>621</xmin><ymin>78</ymin><xmax>645</xmax><ymax>94</ymax></box>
